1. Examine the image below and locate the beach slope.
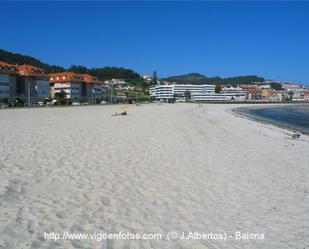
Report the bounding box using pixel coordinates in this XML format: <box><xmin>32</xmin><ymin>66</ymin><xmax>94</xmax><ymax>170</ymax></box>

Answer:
<box><xmin>0</xmin><ymin>104</ymin><xmax>308</xmax><ymax>249</ymax></box>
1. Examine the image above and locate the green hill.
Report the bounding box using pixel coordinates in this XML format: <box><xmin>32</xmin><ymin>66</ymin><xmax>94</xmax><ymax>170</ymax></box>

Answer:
<box><xmin>0</xmin><ymin>49</ymin><xmax>65</xmax><ymax>73</ymax></box>
<box><xmin>164</xmin><ymin>73</ymin><xmax>264</xmax><ymax>85</ymax></box>
<box><xmin>0</xmin><ymin>49</ymin><xmax>140</xmax><ymax>80</ymax></box>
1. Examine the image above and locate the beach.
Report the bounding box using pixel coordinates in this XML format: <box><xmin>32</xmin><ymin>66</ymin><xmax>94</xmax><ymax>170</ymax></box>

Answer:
<box><xmin>0</xmin><ymin>103</ymin><xmax>308</xmax><ymax>249</ymax></box>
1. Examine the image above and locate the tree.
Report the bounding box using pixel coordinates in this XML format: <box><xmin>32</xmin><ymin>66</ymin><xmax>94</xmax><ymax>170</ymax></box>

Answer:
<box><xmin>54</xmin><ymin>90</ymin><xmax>67</xmax><ymax>105</ymax></box>
<box><xmin>68</xmin><ymin>65</ymin><xmax>88</xmax><ymax>74</ymax></box>
<box><xmin>164</xmin><ymin>73</ymin><xmax>265</xmax><ymax>85</ymax></box>
<box><xmin>215</xmin><ymin>85</ymin><xmax>222</xmax><ymax>93</ymax></box>
<box><xmin>270</xmin><ymin>82</ymin><xmax>283</xmax><ymax>90</ymax></box>
<box><xmin>0</xmin><ymin>49</ymin><xmax>140</xmax><ymax>78</ymax></box>
<box><xmin>88</xmin><ymin>67</ymin><xmax>140</xmax><ymax>81</ymax></box>
<box><xmin>288</xmin><ymin>91</ymin><xmax>294</xmax><ymax>101</ymax></box>
<box><xmin>0</xmin><ymin>49</ymin><xmax>65</xmax><ymax>73</ymax></box>
<box><xmin>184</xmin><ymin>90</ymin><xmax>191</xmax><ymax>102</ymax></box>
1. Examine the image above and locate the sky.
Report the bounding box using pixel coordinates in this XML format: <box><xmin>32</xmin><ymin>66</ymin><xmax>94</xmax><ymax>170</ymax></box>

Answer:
<box><xmin>0</xmin><ymin>1</ymin><xmax>309</xmax><ymax>84</ymax></box>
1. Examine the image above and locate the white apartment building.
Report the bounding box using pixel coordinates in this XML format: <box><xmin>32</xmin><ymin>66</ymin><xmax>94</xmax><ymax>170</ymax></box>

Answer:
<box><xmin>104</xmin><ymin>79</ymin><xmax>126</xmax><ymax>86</ymax></box>
<box><xmin>149</xmin><ymin>84</ymin><xmax>245</xmax><ymax>101</ymax></box>
<box><xmin>50</xmin><ymin>72</ymin><xmax>84</xmax><ymax>99</ymax></box>
<box><xmin>50</xmin><ymin>72</ymin><xmax>102</xmax><ymax>101</ymax></box>
<box><xmin>149</xmin><ymin>84</ymin><xmax>215</xmax><ymax>101</ymax></box>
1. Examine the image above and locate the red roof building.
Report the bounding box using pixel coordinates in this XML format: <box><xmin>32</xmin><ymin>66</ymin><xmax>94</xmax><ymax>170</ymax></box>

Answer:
<box><xmin>49</xmin><ymin>72</ymin><xmax>102</xmax><ymax>101</ymax></box>
<box><xmin>0</xmin><ymin>61</ymin><xmax>19</xmax><ymax>75</ymax></box>
<box><xmin>0</xmin><ymin>61</ymin><xmax>50</xmax><ymax>102</ymax></box>
<box><xmin>239</xmin><ymin>85</ymin><xmax>262</xmax><ymax>100</ymax></box>
<box><xmin>17</xmin><ymin>64</ymin><xmax>48</xmax><ymax>78</ymax></box>
<box><xmin>0</xmin><ymin>61</ymin><xmax>19</xmax><ymax>98</ymax></box>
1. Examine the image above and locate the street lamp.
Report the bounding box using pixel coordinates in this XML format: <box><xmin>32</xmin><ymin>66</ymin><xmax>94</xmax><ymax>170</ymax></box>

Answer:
<box><xmin>92</xmin><ymin>87</ymin><xmax>95</xmax><ymax>104</ymax></box>
<box><xmin>27</xmin><ymin>79</ymin><xmax>31</xmax><ymax>107</ymax></box>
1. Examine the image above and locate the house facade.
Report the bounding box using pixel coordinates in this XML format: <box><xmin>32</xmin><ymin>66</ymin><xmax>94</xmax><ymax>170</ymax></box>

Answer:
<box><xmin>0</xmin><ymin>61</ymin><xmax>49</xmax><ymax>105</ymax></box>
<box><xmin>49</xmin><ymin>72</ymin><xmax>102</xmax><ymax>102</ymax></box>
<box><xmin>80</xmin><ymin>74</ymin><xmax>102</xmax><ymax>102</ymax></box>
<box><xmin>17</xmin><ymin>65</ymin><xmax>50</xmax><ymax>103</ymax></box>
<box><xmin>50</xmin><ymin>72</ymin><xmax>84</xmax><ymax>100</ymax></box>
<box><xmin>0</xmin><ymin>61</ymin><xmax>19</xmax><ymax>98</ymax></box>
<box><xmin>240</xmin><ymin>85</ymin><xmax>262</xmax><ymax>100</ymax></box>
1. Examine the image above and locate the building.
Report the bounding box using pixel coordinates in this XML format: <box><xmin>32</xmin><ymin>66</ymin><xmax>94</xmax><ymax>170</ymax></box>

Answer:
<box><xmin>80</xmin><ymin>74</ymin><xmax>103</xmax><ymax>102</ymax></box>
<box><xmin>104</xmin><ymin>79</ymin><xmax>126</xmax><ymax>86</ymax></box>
<box><xmin>0</xmin><ymin>61</ymin><xmax>19</xmax><ymax>98</ymax></box>
<box><xmin>49</xmin><ymin>72</ymin><xmax>102</xmax><ymax>102</ymax></box>
<box><xmin>17</xmin><ymin>65</ymin><xmax>50</xmax><ymax>104</ymax></box>
<box><xmin>149</xmin><ymin>84</ymin><xmax>245</xmax><ymax>102</ymax></box>
<box><xmin>141</xmin><ymin>74</ymin><xmax>153</xmax><ymax>83</ymax></box>
<box><xmin>149</xmin><ymin>85</ymin><xmax>174</xmax><ymax>100</ymax></box>
<box><xmin>304</xmin><ymin>91</ymin><xmax>309</xmax><ymax>101</ymax></box>
<box><xmin>240</xmin><ymin>85</ymin><xmax>262</xmax><ymax>100</ymax></box>
<box><xmin>261</xmin><ymin>88</ymin><xmax>273</xmax><ymax>99</ymax></box>
<box><xmin>220</xmin><ymin>86</ymin><xmax>246</xmax><ymax>101</ymax></box>
<box><xmin>173</xmin><ymin>84</ymin><xmax>215</xmax><ymax>100</ymax></box>
<box><xmin>282</xmin><ymin>83</ymin><xmax>304</xmax><ymax>91</ymax></box>
<box><xmin>0</xmin><ymin>61</ymin><xmax>50</xmax><ymax>105</ymax></box>
<box><xmin>268</xmin><ymin>90</ymin><xmax>288</xmax><ymax>102</ymax></box>
<box><xmin>291</xmin><ymin>89</ymin><xmax>305</xmax><ymax>101</ymax></box>
<box><xmin>160</xmin><ymin>80</ymin><xmax>173</xmax><ymax>85</ymax></box>
<box><xmin>50</xmin><ymin>72</ymin><xmax>84</xmax><ymax>100</ymax></box>
<box><xmin>150</xmin><ymin>84</ymin><xmax>215</xmax><ymax>101</ymax></box>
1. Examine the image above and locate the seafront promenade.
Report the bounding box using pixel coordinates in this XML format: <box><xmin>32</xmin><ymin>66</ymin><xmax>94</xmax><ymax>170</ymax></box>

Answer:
<box><xmin>0</xmin><ymin>103</ymin><xmax>308</xmax><ymax>249</ymax></box>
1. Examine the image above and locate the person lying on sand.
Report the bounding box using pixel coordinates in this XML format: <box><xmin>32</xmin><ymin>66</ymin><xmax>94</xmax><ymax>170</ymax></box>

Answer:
<box><xmin>112</xmin><ymin>111</ymin><xmax>127</xmax><ymax>116</ymax></box>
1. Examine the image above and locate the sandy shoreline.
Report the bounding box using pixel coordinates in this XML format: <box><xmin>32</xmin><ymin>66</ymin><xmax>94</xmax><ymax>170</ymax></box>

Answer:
<box><xmin>0</xmin><ymin>103</ymin><xmax>308</xmax><ymax>249</ymax></box>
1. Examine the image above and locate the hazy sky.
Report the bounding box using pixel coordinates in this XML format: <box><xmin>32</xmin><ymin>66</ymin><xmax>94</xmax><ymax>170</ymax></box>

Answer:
<box><xmin>1</xmin><ymin>1</ymin><xmax>308</xmax><ymax>84</ymax></box>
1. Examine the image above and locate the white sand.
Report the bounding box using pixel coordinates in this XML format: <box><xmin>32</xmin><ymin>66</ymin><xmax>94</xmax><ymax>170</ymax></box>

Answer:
<box><xmin>0</xmin><ymin>103</ymin><xmax>308</xmax><ymax>249</ymax></box>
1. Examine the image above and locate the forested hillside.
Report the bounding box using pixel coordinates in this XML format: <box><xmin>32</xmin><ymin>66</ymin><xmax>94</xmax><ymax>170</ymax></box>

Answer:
<box><xmin>0</xmin><ymin>49</ymin><xmax>140</xmax><ymax>80</ymax></box>
<box><xmin>164</xmin><ymin>73</ymin><xmax>265</xmax><ymax>85</ymax></box>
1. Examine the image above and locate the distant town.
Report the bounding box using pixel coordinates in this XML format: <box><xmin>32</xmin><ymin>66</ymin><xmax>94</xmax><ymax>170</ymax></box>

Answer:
<box><xmin>149</xmin><ymin>80</ymin><xmax>309</xmax><ymax>103</ymax></box>
<box><xmin>0</xmin><ymin>53</ymin><xmax>309</xmax><ymax>108</ymax></box>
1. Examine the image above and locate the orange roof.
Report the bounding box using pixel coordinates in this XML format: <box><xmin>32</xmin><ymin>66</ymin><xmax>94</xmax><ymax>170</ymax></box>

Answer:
<box><xmin>18</xmin><ymin>64</ymin><xmax>48</xmax><ymax>78</ymax></box>
<box><xmin>239</xmin><ymin>85</ymin><xmax>261</xmax><ymax>93</ymax></box>
<box><xmin>0</xmin><ymin>61</ymin><xmax>19</xmax><ymax>75</ymax></box>
<box><xmin>49</xmin><ymin>72</ymin><xmax>102</xmax><ymax>84</ymax></box>
<box><xmin>80</xmin><ymin>74</ymin><xmax>101</xmax><ymax>84</ymax></box>
<box><xmin>49</xmin><ymin>71</ymin><xmax>84</xmax><ymax>83</ymax></box>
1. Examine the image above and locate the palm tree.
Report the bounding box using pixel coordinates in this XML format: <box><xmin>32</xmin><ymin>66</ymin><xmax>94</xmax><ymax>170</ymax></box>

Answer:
<box><xmin>54</xmin><ymin>90</ymin><xmax>67</xmax><ymax>105</ymax></box>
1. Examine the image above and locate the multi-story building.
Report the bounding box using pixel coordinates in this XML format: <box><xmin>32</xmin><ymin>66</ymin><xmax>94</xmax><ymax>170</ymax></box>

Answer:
<box><xmin>282</xmin><ymin>83</ymin><xmax>304</xmax><ymax>91</ymax></box>
<box><xmin>291</xmin><ymin>90</ymin><xmax>306</xmax><ymax>101</ymax></box>
<box><xmin>239</xmin><ymin>85</ymin><xmax>262</xmax><ymax>100</ymax></box>
<box><xmin>80</xmin><ymin>74</ymin><xmax>103</xmax><ymax>102</ymax></box>
<box><xmin>17</xmin><ymin>65</ymin><xmax>50</xmax><ymax>104</ymax></box>
<box><xmin>50</xmin><ymin>72</ymin><xmax>84</xmax><ymax>100</ymax></box>
<box><xmin>0</xmin><ymin>61</ymin><xmax>19</xmax><ymax>98</ymax></box>
<box><xmin>49</xmin><ymin>72</ymin><xmax>102</xmax><ymax>102</ymax></box>
<box><xmin>261</xmin><ymin>88</ymin><xmax>272</xmax><ymax>99</ymax></box>
<box><xmin>268</xmin><ymin>90</ymin><xmax>288</xmax><ymax>102</ymax></box>
<box><xmin>220</xmin><ymin>86</ymin><xmax>245</xmax><ymax>101</ymax></box>
<box><xmin>149</xmin><ymin>84</ymin><xmax>215</xmax><ymax>101</ymax></box>
<box><xmin>149</xmin><ymin>85</ymin><xmax>174</xmax><ymax>100</ymax></box>
<box><xmin>304</xmin><ymin>91</ymin><xmax>309</xmax><ymax>101</ymax></box>
<box><xmin>149</xmin><ymin>84</ymin><xmax>246</xmax><ymax>101</ymax></box>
